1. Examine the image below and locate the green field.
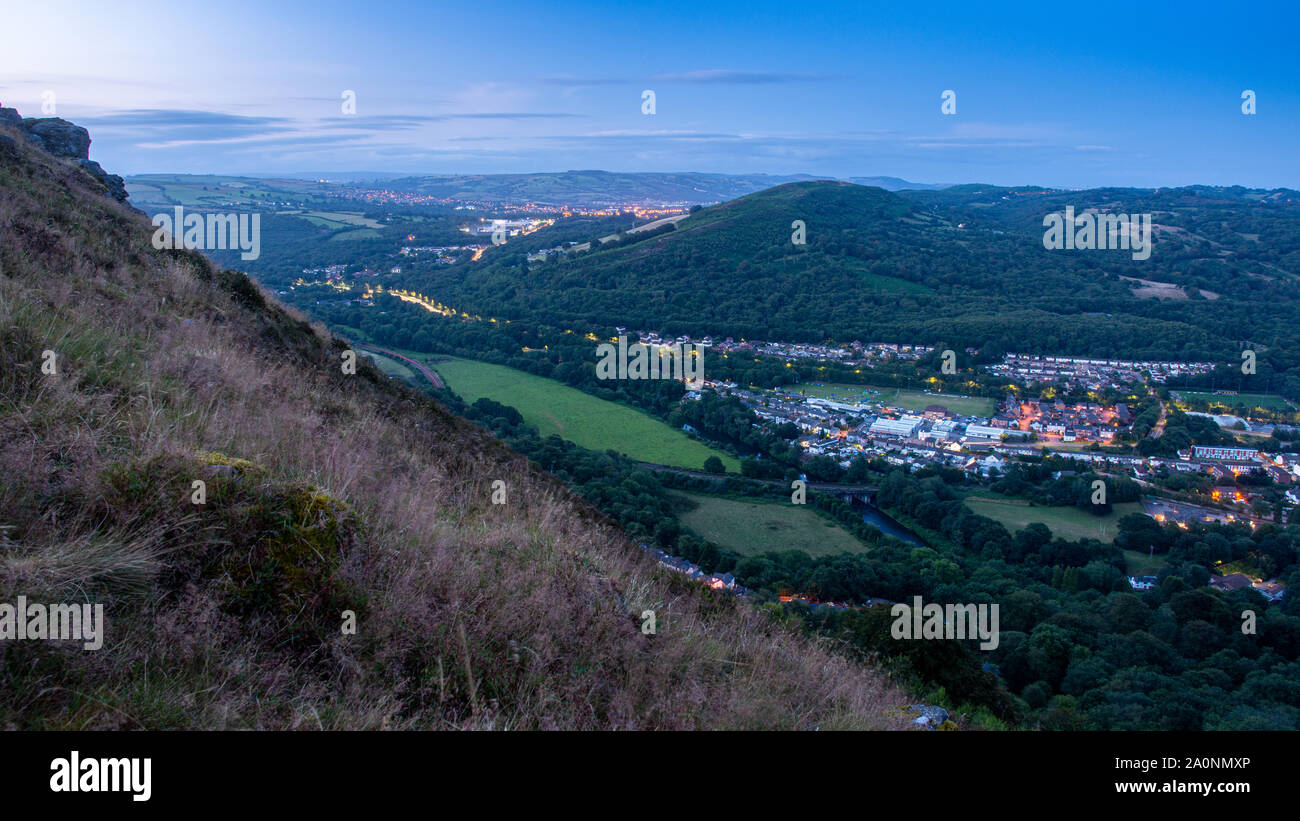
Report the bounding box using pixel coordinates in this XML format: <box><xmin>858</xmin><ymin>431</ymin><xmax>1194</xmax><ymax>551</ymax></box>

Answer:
<box><xmin>358</xmin><ymin>350</ymin><xmax>415</xmax><ymax>380</ymax></box>
<box><xmin>329</xmin><ymin>228</ymin><xmax>383</xmax><ymax>241</ymax></box>
<box><xmin>124</xmin><ymin>174</ymin><xmax>346</xmax><ymax>211</ymax></box>
<box><xmin>304</xmin><ymin>210</ymin><xmax>383</xmax><ymax>228</ymax></box>
<box><xmin>794</xmin><ymin>382</ymin><xmax>996</xmax><ymax>416</ymax></box>
<box><xmin>963</xmin><ymin>494</ymin><xmax>1144</xmax><ymax>544</ymax></box>
<box><xmin>672</xmin><ymin>491</ymin><xmax>870</xmax><ymax>558</ymax></box>
<box><xmin>429</xmin><ymin>357</ymin><xmax>741</xmax><ymax>471</ymax></box>
<box><xmin>1172</xmin><ymin>391</ymin><xmax>1295</xmax><ymax>412</ymax></box>
<box><xmin>1122</xmin><ymin>549</ymin><xmax>1167</xmax><ymax>575</ymax></box>
<box><xmin>302</xmin><ymin>215</ymin><xmax>347</xmax><ymax>229</ymax></box>
<box><xmin>125</xmin><ymin>175</ymin><xmax>276</xmax><ymax>208</ymax></box>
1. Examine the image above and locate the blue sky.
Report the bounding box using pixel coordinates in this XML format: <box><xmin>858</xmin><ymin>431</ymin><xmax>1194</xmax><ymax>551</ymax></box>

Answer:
<box><xmin>2</xmin><ymin>0</ymin><xmax>1297</xmax><ymax>188</ymax></box>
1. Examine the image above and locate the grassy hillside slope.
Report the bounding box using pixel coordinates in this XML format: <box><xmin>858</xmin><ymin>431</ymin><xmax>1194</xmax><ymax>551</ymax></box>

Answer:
<box><xmin>430</xmin><ymin>356</ymin><xmax>742</xmax><ymax>471</ymax></box>
<box><xmin>0</xmin><ymin>120</ymin><xmax>910</xmax><ymax>730</ymax></box>
<box><xmin>409</xmin><ymin>180</ymin><xmax>1300</xmax><ymax>395</ymax></box>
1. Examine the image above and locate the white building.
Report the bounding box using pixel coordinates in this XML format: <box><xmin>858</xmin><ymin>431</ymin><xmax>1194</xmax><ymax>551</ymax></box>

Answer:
<box><xmin>870</xmin><ymin>416</ymin><xmax>923</xmax><ymax>438</ymax></box>
<box><xmin>966</xmin><ymin>423</ymin><xmax>1025</xmax><ymax>440</ymax></box>
<box><xmin>1192</xmin><ymin>445</ymin><xmax>1259</xmax><ymax>461</ymax></box>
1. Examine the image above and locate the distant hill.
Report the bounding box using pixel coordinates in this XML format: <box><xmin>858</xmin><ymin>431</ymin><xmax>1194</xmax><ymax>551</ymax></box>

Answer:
<box><xmin>0</xmin><ymin>111</ymin><xmax>911</xmax><ymax>730</ymax></box>
<box><xmin>370</xmin><ymin>170</ymin><xmax>824</xmax><ymax>206</ymax></box>
<box><xmin>410</xmin><ymin>179</ymin><xmax>1300</xmax><ymax>396</ymax></box>
<box><xmin>368</xmin><ymin>170</ymin><xmax>951</xmax><ymax>205</ymax></box>
<box><xmin>846</xmin><ymin>176</ymin><xmax>951</xmax><ymax>191</ymax></box>
<box><xmin>123</xmin><ymin>170</ymin><xmax>952</xmax><ymax>210</ymax></box>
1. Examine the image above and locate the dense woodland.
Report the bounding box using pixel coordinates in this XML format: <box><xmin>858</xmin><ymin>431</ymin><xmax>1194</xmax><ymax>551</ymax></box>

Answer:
<box><xmin>265</xmin><ymin>179</ymin><xmax>1300</xmax><ymax>730</ymax></box>
<box><xmin>397</xmin><ymin>181</ymin><xmax>1300</xmax><ymax>399</ymax></box>
<box><xmin>451</xmin><ymin>392</ymin><xmax>1300</xmax><ymax>730</ymax></box>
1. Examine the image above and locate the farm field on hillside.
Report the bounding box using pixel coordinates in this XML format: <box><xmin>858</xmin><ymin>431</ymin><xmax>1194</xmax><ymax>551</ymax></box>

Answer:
<box><xmin>672</xmin><ymin>491</ymin><xmax>870</xmax><ymax>558</ymax></box>
<box><xmin>430</xmin><ymin>357</ymin><xmax>741</xmax><ymax>471</ymax></box>
<box><xmin>794</xmin><ymin>383</ymin><xmax>996</xmax><ymax>416</ymax></box>
<box><xmin>964</xmin><ymin>495</ymin><xmax>1144</xmax><ymax>543</ymax></box>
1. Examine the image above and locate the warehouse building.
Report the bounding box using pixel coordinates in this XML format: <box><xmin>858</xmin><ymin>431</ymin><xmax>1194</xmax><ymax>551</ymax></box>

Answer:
<box><xmin>870</xmin><ymin>415</ymin><xmax>924</xmax><ymax>438</ymax></box>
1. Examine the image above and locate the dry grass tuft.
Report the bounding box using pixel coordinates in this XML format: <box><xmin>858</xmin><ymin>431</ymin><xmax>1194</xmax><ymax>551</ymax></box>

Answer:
<box><xmin>0</xmin><ymin>126</ymin><xmax>914</xmax><ymax>730</ymax></box>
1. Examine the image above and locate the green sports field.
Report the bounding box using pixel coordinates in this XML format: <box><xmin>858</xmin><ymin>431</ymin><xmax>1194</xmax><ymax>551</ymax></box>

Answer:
<box><xmin>1173</xmin><ymin>391</ymin><xmax>1295</xmax><ymax>412</ymax></box>
<box><xmin>794</xmin><ymin>383</ymin><xmax>996</xmax><ymax>416</ymax></box>
<box><xmin>430</xmin><ymin>357</ymin><xmax>741</xmax><ymax>472</ymax></box>
<box><xmin>671</xmin><ymin>491</ymin><xmax>870</xmax><ymax>558</ymax></box>
<box><xmin>963</xmin><ymin>494</ymin><xmax>1144</xmax><ymax>544</ymax></box>
<box><xmin>1122</xmin><ymin>549</ymin><xmax>1167</xmax><ymax>575</ymax></box>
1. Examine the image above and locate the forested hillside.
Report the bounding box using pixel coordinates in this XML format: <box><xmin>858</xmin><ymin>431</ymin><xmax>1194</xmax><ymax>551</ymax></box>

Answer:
<box><xmin>408</xmin><ymin>180</ymin><xmax>1300</xmax><ymax>397</ymax></box>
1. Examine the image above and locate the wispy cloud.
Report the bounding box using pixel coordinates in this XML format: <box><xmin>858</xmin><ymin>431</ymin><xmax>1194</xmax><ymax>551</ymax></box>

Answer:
<box><xmin>77</xmin><ymin>110</ymin><xmax>289</xmax><ymax>128</ymax></box>
<box><xmin>313</xmin><ymin>112</ymin><xmax>584</xmax><ymax>129</ymax></box>
<box><xmin>317</xmin><ymin>114</ymin><xmax>452</xmax><ymax>130</ymax></box>
<box><xmin>76</xmin><ymin>107</ymin><xmax>585</xmax><ymax>149</ymax></box>
<box><xmin>77</xmin><ymin>109</ymin><xmax>293</xmax><ymax>143</ymax></box>
<box><xmin>534</xmin><ymin>69</ymin><xmax>843</xmax><ymax>86</ymax></box>
<box><xmin>136</xmin><ymin>132</ymin><xmax>371</xmax><ymax>150</ymax></box>
<box><xmin>536</xmin><ymin>76</ymin><xmax>626</xmax><ymax>87</ymax></box>
<box><xmin>447</xmin><ymin>112</ymin><xmax>582</xmax><ymax>120</ymax></box>
<box><xmin>651</xmin><ymin>69</ymin><xmax>844</xmax><ymax>84</ymax></box>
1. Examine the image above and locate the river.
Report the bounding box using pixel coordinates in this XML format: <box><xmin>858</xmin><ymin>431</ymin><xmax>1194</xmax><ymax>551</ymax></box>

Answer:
<box><xmin>854</xmin><ymin>500</ymin><xmax>926</xmax><ymax>547</ymax></box>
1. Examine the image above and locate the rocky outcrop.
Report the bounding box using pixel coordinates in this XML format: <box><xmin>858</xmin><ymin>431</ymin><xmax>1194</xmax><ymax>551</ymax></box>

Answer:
<box><xmin>907</xmin><ymin>704</ymin><xmax>951</xmax><ymax>729</ymax></box>
<box><xmin>0</xmin><ymin>134</ymin><xmax>19</xmax><ymax>161</ymax></box>
<box><xmin>21</xmin><ymin>116</ymin><xmax>91</xmax><ymax>159</ymax></box>
<box><xmin>0</xmin><ymin>104</ymin><xmax>128</xmax><ymax>202</ymax></box>
<box><xmin>77</xmin><ymin>159</ymin><xmax>129</xmax><ymax>202</ymax></box>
